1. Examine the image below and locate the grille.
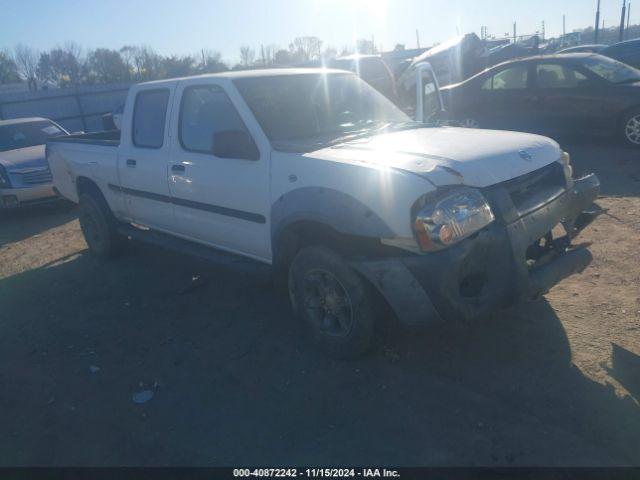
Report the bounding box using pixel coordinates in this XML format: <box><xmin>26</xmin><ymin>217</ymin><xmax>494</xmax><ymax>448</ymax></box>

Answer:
<box><xmin>17</xmin><ymin>168</ymin><xmax>53</xmax><ymax>185</ymax></box>
<box><xmin>502</xmin><ymin>161</ymin><xmax>566</xmax><ymax>216</ymax></box>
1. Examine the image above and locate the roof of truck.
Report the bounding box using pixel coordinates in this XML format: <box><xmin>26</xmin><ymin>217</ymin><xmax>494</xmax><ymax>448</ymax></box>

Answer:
<box><xmin>138</xmin><ymin>68</ymin><xmax>351</xmax><ymax>86</ymax></box>
<box><xmin>0</xmin><ymin>117</ymin><xmax>48</xmax><ymax>126</ymax></box>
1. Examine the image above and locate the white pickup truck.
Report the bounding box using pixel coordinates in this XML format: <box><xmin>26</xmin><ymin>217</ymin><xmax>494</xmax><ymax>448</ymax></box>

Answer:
<box><xmin>48</xmin><ymin>68</ymin><xmax>601</xmax><ymax>358</ymax></box>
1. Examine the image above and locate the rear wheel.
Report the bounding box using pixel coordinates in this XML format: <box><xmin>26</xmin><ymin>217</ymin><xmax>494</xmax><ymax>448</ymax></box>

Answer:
<box><xmin>78</xmin><ymin>192</ymin><xmax>124</xmax><ymax>258</ymax></box>
<box><xmin>288</xmin><ymin>246</ymin><xmax>377</xmax><ymax>359</ymax></box>
<box><xmin>621</xmin><ymin>109</ymin><xmax>640</xmax><ymax>148</ymax></box>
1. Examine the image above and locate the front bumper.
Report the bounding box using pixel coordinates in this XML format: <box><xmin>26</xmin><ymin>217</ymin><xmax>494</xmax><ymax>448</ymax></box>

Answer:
<box><xmin>0</xmin><ymin>183</ymin><xmax>59</xmax><ymax>210</ymax></box>
<box><xmin>353</xmin><ymin>173</ymin><xmax>601</xmax><ymax>326</ymax></box>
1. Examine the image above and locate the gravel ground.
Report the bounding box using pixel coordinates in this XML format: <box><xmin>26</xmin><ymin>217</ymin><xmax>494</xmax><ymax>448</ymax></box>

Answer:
<box><xmin>0</xmin><ymin>140</ymin><xmax>638</xmax><ymax>466</ymax></box>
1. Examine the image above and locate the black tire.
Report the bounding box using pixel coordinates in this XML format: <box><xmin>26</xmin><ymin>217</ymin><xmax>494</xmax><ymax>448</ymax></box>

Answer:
<box><xmin>288</xmin><ymin>246</ymin><xmax>377</xmax><ymax>359</ymax></box>
<box><xmin>620</xmin><ymin>109</ymin><xmax>640</xmax><ymax>148</ymax></box>
<box><xmin>78</xmin><ymin>192</ymin><xmax>124</xmax><ymax>258</ymax></box>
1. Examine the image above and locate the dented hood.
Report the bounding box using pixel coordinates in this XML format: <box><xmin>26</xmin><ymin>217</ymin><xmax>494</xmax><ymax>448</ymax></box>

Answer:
<box><xmin>306</xmin><ymin>127</ymin><xmax>562</xmax><ymax>188</ymax></box>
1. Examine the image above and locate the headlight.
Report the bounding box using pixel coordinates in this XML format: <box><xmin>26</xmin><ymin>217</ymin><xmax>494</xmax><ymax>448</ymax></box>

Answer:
<box><xmin>413</xmin><ymin>188</ymin><xmax>495</xmax><ymax>252</ymax></box>
<box><xmin>558</xmin><ymin>151</ymin><xmax>573</xmax><ymax>187</ymax></box>
<box><xmin>0</xmin><ymin>165</ymin><xmax>10</xmax><ymax>188</ymax></box>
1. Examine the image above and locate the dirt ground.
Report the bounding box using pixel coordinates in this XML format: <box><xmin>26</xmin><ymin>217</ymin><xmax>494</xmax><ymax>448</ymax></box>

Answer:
<box><xmin>0</xmin><ymin>140</ymin><xmax>638</xmax><ymax>466</ymax></box>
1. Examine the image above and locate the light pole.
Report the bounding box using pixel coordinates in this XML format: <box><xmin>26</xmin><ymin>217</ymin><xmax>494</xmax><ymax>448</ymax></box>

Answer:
<box><xmin>595</xmin><ymin>0</ymin><xmax>601</xmax><ymax>43</ymax></box>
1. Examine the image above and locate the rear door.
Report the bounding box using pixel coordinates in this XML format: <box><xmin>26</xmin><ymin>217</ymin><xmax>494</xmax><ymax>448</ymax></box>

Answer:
<box><xmin>167</xmin><ymin>79</ymin><xmax>271</xmax><ymax>261</ymax></box>
<box><xmin>117</xmin><ymin>85</ymin><xmax>177</xmax><ymax>231</ymax></box>
<box><xmin>530</xmin><ymin>61</ymin><xmax>610</xmax><ymax>136</ymax></box>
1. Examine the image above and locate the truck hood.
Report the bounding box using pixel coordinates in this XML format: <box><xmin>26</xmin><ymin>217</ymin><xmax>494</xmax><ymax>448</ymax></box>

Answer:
<box><xmin>0</xmin><ymin>145</ymin><xmax>47</xmax><ymax>172</ymax></box>
<box><xmin>304</xmin><ymin>127</ymin><xmax>562</xmax><ymax>188</ymax></box>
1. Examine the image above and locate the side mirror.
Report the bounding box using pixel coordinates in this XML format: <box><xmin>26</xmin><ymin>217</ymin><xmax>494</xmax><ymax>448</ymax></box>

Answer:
<box><xmin>212</xmin><ymin>130</ymin><xmax>260</xmax><ymax>161</ymax></box>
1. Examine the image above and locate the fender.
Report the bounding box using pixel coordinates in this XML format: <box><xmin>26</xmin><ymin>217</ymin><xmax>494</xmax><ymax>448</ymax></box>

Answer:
<box><xmin>271</xmin><ymin>186</ymin><xmax>396</xmax><ymax>245</ymax></box>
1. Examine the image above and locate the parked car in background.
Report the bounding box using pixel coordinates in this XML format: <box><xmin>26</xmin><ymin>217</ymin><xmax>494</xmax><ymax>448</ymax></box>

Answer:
<box><xmin>558</xmin><ymin>44</ymin><xmax>607</xmax><ymax>54</ymax></box>
<box><xmin>440</xmin><ymin>53</ymin><xmax>640</xmax><ymax>147</ymax></box>
<box><xmin>48</xmin><ymin>68</ymin><xmax>599</xmax><ymax>358</ymax></box>
<box><xmin>328</xmin><ymin>54</ymin><xmax>398</xmax><ymax>101</ymax></box>
<box><xmin>601</xmin><ymin>38</ymin><xmax>640</xmax><ymax>70</ymax></box>
<box><xmin>0</xmin><ymin>117</ymin><xmax>68</xmax><ymax>210</ymax></box>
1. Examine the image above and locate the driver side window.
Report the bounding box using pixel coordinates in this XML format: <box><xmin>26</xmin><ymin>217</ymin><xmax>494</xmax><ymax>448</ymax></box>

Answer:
<box><xmin>179</xmin><ymin>85</ymin><xmax>251</xmax><ymax>154</ymax></box>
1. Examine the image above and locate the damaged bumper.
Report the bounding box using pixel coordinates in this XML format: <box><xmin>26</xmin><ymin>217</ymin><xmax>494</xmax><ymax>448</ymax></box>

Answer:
<box><xmin>353</xmin><ymin>172</ymin><xmax>601</xmax><ymax>326</ymax></box>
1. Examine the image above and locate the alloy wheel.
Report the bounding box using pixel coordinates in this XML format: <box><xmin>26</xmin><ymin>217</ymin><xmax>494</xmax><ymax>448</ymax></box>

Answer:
<box><xmin>302</xmin><ymin>269</ymin><xmax>354</xmax><ymax>337</ymax></box>
<box><xmin>625</xmin><ymin>115</ymin><xmax>640</xmax><ymax>145</ymax></box>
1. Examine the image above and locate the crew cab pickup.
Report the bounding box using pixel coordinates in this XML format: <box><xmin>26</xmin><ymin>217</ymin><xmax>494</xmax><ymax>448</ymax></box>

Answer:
<box><xmin>48</xmin><ymin>68</ymin><xmax>601</xmax><ymax>358</ymax></box>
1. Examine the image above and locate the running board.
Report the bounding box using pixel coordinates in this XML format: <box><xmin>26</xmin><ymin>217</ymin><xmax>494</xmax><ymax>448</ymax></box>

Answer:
<box><xmin>116</xmin><ymin>223</ymin><xmax>269</xmax><ymax>273</ymax></box>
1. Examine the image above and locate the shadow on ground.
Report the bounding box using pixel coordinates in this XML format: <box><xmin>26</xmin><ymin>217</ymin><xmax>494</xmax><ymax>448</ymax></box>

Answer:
<box><xmin>559</xmin><ymin>139</ymin><xmax>640</xmax><ymax>197</ymax></box>
<box><xmin>0</xmin><ymin>202</ymin><xmax>77</xmax><ymax>246</ymax></box>
<box><xmin>0</xmin><ymin>245</ymin><xmax>638</xmax><ymax>466</ymax></box>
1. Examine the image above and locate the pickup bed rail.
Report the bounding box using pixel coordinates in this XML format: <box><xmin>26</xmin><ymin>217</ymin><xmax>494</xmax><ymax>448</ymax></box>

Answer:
<box><xmin>48</xmin><ymin>129</ymin><xmax>121</xmax><ymax>147</ymax></box>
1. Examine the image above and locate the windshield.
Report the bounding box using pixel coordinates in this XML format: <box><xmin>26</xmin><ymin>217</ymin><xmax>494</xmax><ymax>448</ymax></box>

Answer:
<box><xmin>581</xmin><ymin>56</ymin><xmax>640</xmax><ymax>84</ymax></box>
<box><xmin>234</xmin><ymin>73</ymin><xmax>409</xmax><ymax>144</ymax></box>
<box><xmin>0</xmin><ymin>120</ymin><xmax>67</xmax><ymax>152</ymax></box>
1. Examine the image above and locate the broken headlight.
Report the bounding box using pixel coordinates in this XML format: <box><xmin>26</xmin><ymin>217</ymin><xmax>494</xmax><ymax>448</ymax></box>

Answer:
<box><xmin>413</xmin><ymin>188</ymin><xmax>495</xmax><ymax>252</ymax></box>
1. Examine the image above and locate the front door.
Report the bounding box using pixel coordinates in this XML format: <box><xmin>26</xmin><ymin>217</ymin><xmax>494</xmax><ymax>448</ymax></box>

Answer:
<box><xmin>475</xmin><ymin>63</ymin><xmax>533</xmax><ymax>132</ymax></box>
<box><xmin>167</xmin><ymin>80</ymin><xmax>271</xmax><ymax>261</ymax></box>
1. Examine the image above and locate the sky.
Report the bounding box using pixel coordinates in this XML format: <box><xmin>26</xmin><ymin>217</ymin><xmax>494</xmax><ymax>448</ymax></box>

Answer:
<box><xmin>0</xmin><ymin>0</ymin><xmax>633</xmax><ymax>62</ymax></box>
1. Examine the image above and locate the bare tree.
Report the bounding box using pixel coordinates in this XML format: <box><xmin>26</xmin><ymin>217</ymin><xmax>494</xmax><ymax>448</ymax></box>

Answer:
<box><xmin>239</xmin><ymin>46</ymin><xmax>255</xmax><ymax>67</ymax></box>
<box><xmin>198</xmin><ymin>49</ymin><xmax>228</xmax><ymax>73</ymax></box>
<box><xmin>13</xmin><ymin>44</ymin><xmax>39</xmax><ymax>91</ymax></box>
<box><xmin>0</xmin><ymin>49</ymin><xmax>20</xmax><ymax>84</ymax></box>
<box><xmin>290</xmin><ymin>37</ymin><xmax>323</xmax><ymax>62</ymax></box>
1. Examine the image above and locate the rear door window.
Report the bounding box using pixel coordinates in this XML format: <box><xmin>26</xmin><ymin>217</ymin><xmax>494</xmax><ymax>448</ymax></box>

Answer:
<box><xmin>535</xmin><ymin>63</ymin><xmax>589</xmax><ymax>88</ymax></box>
<box><xmin>132</xmin><ymin>89</ymin><xmax>170</xmax><ymax>148</ymax></box>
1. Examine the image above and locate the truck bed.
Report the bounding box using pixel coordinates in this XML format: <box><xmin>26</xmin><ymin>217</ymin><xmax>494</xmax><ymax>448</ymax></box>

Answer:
<box><xmin>47</xmin><ymin>129</ymin><xmax>121</xmax><ymax>204</ymax></box>
<box><xmin>48</xmin><ymin>129</ymin><xmax>121</xmax><ymax>147</ymax></box>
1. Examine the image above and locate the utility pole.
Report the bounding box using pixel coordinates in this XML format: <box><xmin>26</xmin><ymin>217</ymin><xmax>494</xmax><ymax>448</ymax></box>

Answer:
<box><xmin>513</xmin><ymin>21</ymin><xmax>517</xmax><ymax>43</ymax></box>
<box><xmin>620</xmin><ymin>0</ymin><xmax>628</xmax><ymax>42</ymax></box>
<box><xmin>562</xmin><ymin>16</ymin><xmax>565</xmax><ymax>44</ymax></box>
<box><xmin>627</xmin><ymin>3</ymin><xmax>632</xmax><ymax>39</ymax></box>
<box><xmin>595</xmin><ymin>0</ymin><xmax>601</xmax><ymax>43</ymax></box>
<box><xmin>416</xmin><ymin>29</ymin><xmax>420</xmax><ymax>49</ymax></box>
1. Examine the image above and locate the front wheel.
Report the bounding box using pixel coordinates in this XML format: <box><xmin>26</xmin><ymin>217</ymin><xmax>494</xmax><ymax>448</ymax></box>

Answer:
<box><xmin>621</xmin><ymin>110</ymin><xmax>640</xmax><ymax>148</ymax></box>
<box><xmin>288</xmin><ymin>246</ymin><xmax>377</xmax><ymax>359</ymax></box>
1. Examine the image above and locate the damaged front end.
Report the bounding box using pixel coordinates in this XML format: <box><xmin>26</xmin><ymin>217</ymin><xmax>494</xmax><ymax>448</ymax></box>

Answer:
<box><xmin>352</xmin><ymin>160</ymin><xmax>602</xmax><ymax>326</ymax></box>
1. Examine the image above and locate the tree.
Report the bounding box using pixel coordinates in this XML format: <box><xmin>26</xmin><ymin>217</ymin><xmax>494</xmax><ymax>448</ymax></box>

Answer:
<box><xmin>289</xmin><ymin>36</ymin><xmax>323</xmax><ymax>62</ymax></box>
<box><xmin>356</xmin><ymin>38</ymin><xmax>377</xmax><ymax>55</ymax></box>
<box><xmin>273</xmin><ymin>49</ymin><xmax>292</xmax><ymax>65</ymax></box>
<box><xmin>132</xmin><ymin>46</ymin><xmax>162</xmax><ymax>81</ymax></box>
<box><xmin>197</xmin><ymin>49</ymin><xmax>228</xmax><ymax>73</ymax></box>
<box><xmin>13</xmin><ymin>44</ymin><xmax>38</xmax><ymax>90</ymax></box>
<box><xmin>85</xmin><ymin>48</ymin><xmax>130</xmax><ymax>84</ymax></box>
<box><xmin>36</xmin><ymin>44</ymin><xmax>85</xmax><ymax>87</ymax></box>
<box><xmin>239</xmin><ymin>46</ymin><xmax>255</xmax><ymax>67</ymax></box>
<box><xmin>0</xmin><ymin>50</ymin><xmax>20</xmax><ymax>84</ymax></box>
<box><xmin>161</xmin><ymin>55</ymin><xmax>195</xmax><ymax>78</ymax></box>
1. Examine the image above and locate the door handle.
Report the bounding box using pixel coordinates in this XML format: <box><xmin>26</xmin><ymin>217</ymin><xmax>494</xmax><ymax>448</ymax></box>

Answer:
<box><xmin>171</xmin><ymin>164</ymin><xmax>186</xmax><ymax>173</ymax></box>
<box><xmin>126</xmin><ymin>159</ymin><xmax>137</xmax><ymax>167</ymax></box>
